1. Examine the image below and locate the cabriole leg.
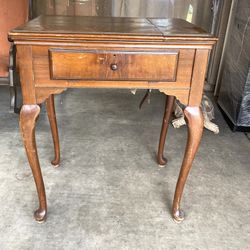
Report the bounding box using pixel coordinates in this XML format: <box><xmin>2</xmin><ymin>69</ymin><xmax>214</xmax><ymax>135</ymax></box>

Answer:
<box><xmin>172</xmin><ymin>106</ymin><xmax>204</xmax><ymax>223</ymax></box>
<box><xmin>45</xmin><ymin>95</ymin><xmax>60</xmax><ymax>167</ymax></box>
<box><xmin>20</xmin><ymin>105</ymin><xmax>47</xmax><ymax>222</ymax></box>
<box><xmin>157</xmin><ymin>95</ymin><xmax>175</xmax><ymax>166</ymax></box>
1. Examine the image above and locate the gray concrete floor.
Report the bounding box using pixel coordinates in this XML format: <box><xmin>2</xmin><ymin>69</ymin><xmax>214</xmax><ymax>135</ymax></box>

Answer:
<box><xmin>0</xmin><ymin>86</ymin><xmax>249</xmax><ymax>250</ymax></box>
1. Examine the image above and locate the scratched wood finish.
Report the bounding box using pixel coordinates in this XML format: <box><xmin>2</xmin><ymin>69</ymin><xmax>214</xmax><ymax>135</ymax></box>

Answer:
<box><xmin>9</xmin><ymin>16</ymin><xmax>217</xmax><ymax>223</ymax></box>
<box><xmin>10</xmin><ymin>16</ymin><xmax>217</xmax><ymax>43</ymax></box>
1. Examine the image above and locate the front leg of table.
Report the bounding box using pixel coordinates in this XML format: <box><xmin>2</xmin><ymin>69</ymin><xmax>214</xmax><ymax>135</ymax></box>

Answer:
<box><xmin>157</xmin><ymin>95</ymin><xmax>175</xmax><ymax>167</ymax></box>
<box><xmin>20</xmin><ymin>104</ymin><xmax>47</xmax><ymax>223</ymax></box>
<box><xmin>172</xmin><ymin>106</ymin><xmax>204</xmax><ymax>223</ymax></box>
<box><xmin>45</xmin><ymin>94</ymin><xmax>60</xmax><ymax>167</ymax></box>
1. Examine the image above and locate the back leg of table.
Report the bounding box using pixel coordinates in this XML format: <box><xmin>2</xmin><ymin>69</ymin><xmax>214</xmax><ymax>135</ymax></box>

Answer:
<box><xmin>157</xmin><ymin>95</ymin><xmax>175</xmax><ymax>167</ymax></box>
<box><xmin>45</xmin><ymin>94</ymin><xmax>60</xmax><ymax>167</ymax></box>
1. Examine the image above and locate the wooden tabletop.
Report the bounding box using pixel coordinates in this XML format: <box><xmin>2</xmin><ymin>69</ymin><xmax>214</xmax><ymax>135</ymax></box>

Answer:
<box><xmin>9</xmin><ymin>16</ymin><xmax>217</xmax><ymax>42</ymax></box>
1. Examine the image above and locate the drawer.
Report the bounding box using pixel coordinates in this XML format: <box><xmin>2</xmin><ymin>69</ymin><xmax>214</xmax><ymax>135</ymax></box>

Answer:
<box><xmin>49</xmin><ymin>49</ymin><xmax>179</xmax><ymax>81</ymax></box>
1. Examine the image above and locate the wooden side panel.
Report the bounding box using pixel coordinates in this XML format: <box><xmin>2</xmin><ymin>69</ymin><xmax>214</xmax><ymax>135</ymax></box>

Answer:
<box><xmin>188</xmin><ymin>49</ymin><xmax>210</xmax><ymax>106</ymax></box>
<box><xmin>16</xmin><ymin>45</ymin><xmax>36</xmax><ymax>104</ymax></box>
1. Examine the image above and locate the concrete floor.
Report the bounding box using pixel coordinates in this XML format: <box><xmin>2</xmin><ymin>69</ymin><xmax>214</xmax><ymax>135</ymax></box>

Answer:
<box><xmin>0</xmin><ymin>86</ymin><xmax>249</xmax><ymax>250</ymax></box>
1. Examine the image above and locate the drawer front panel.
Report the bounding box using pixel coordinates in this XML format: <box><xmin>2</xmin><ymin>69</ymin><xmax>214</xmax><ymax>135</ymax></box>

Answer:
<box><xmin>49</xmin><ymin>49</ymin><xmax>179</xmax><ymax>81</ymax></box>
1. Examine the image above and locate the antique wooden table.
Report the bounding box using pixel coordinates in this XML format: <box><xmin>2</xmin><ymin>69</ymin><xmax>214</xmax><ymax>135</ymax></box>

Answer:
<box><xmin>9</xmin><ymin>16</ymin><xmax>217</xmax><ymax>223</ymax></box>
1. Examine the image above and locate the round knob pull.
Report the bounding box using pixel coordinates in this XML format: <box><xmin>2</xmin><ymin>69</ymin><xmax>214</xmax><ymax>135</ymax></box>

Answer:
<box><xmin>110</xmin><ymin>63</ymin><xmax>118</xmax><ymax>71</ymax></box>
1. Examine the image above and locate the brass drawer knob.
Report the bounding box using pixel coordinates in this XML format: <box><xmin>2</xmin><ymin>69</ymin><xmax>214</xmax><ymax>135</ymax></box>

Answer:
<box><xmin>110</xmin><ymin>63</ymin><xmax>118</xmax><ymax>71</ymax></box>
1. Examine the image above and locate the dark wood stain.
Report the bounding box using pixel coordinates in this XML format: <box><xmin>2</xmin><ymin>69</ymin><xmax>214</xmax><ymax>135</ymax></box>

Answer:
<box><xmin>9</xmin><ymin>16</ymin><xmax>217</xmax><ymax>223</ymax></box>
